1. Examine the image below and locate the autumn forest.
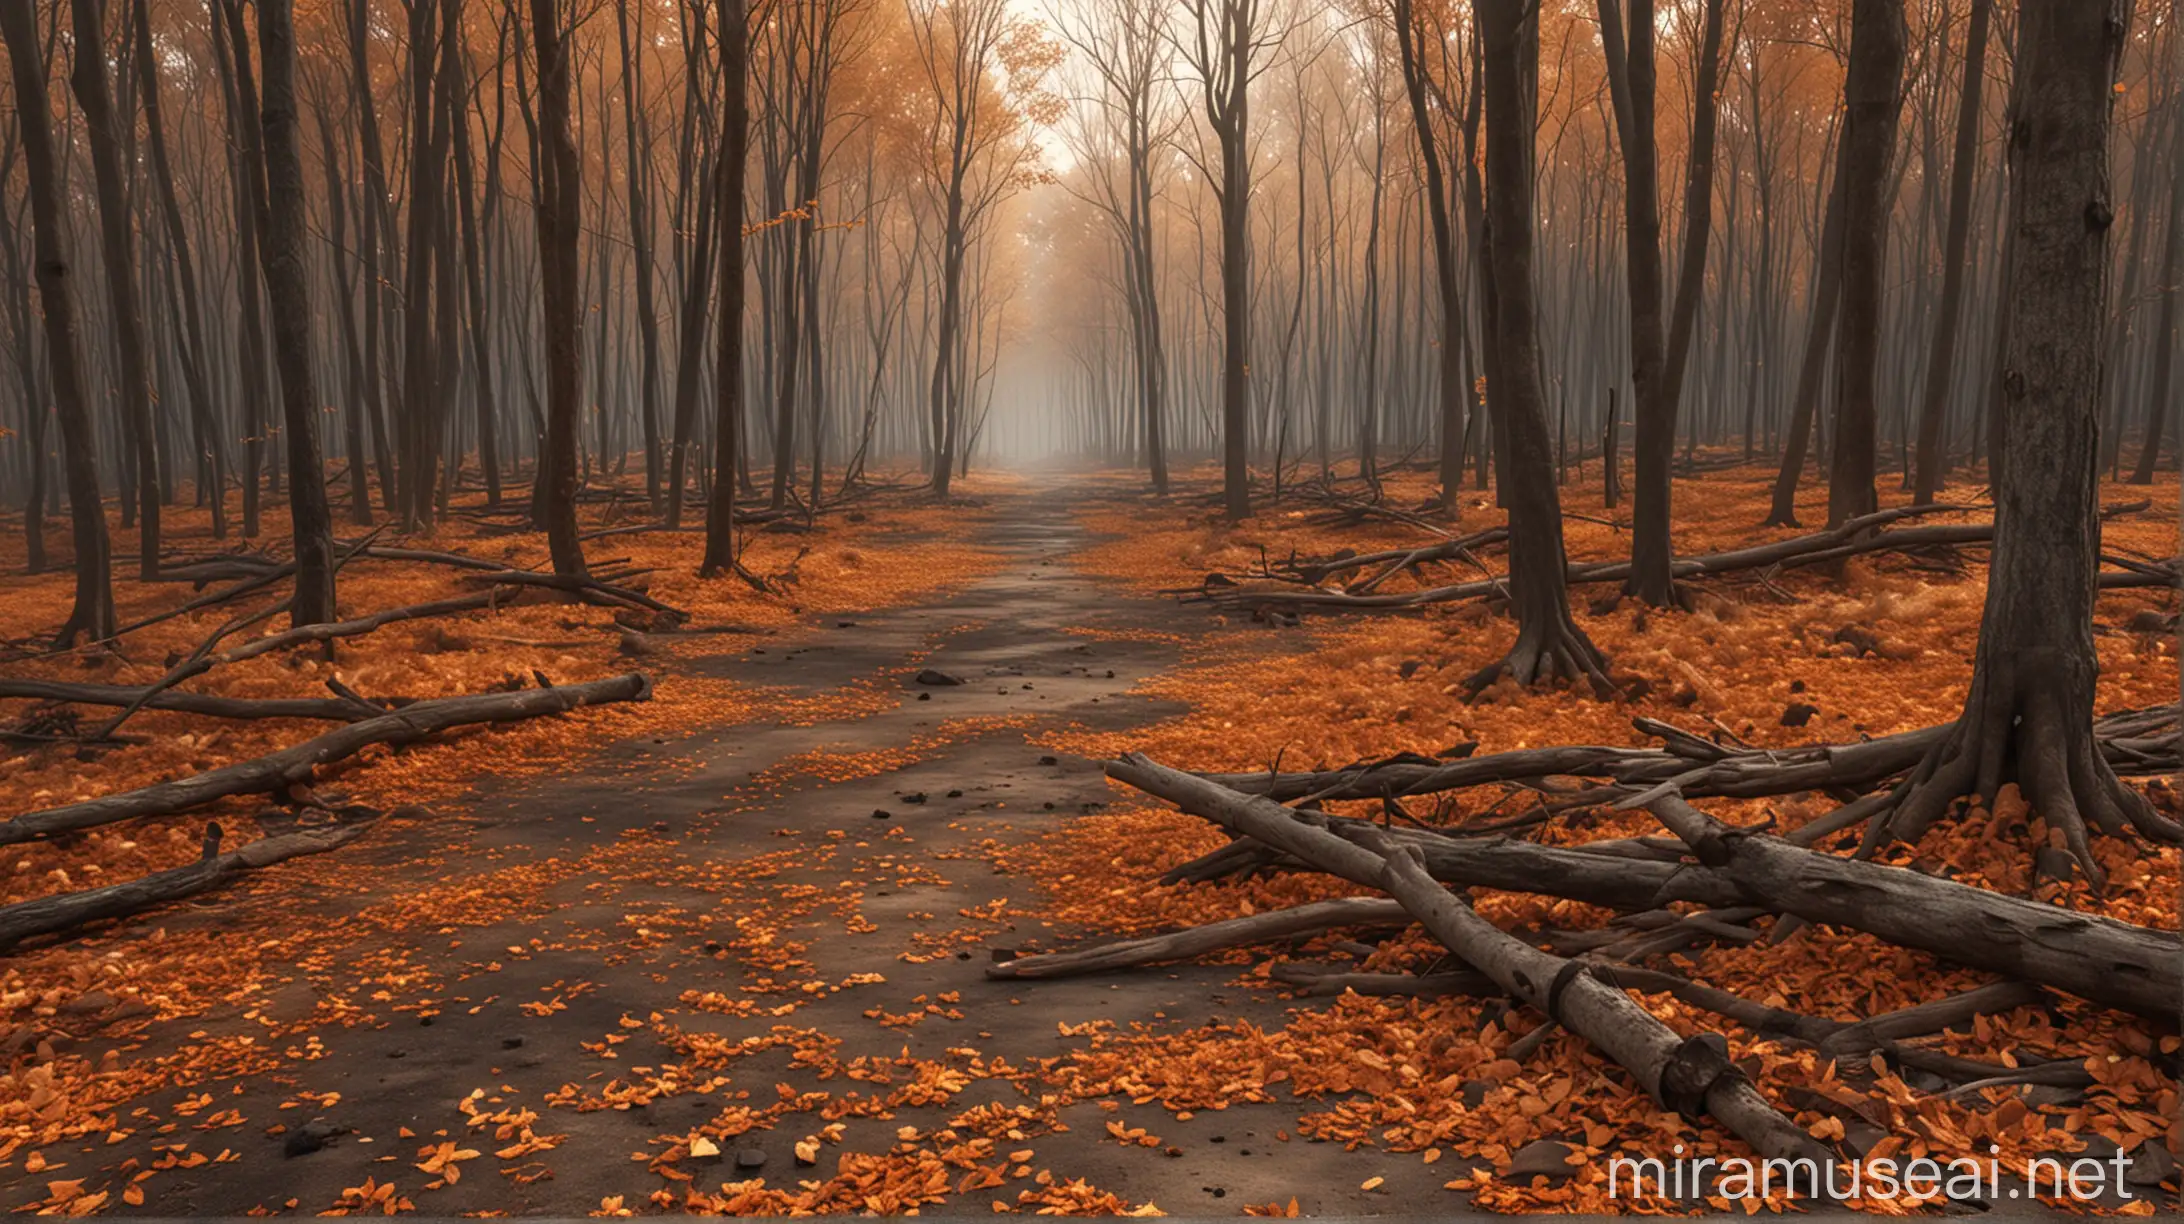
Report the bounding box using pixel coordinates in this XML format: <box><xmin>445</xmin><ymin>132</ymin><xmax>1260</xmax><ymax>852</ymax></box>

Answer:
<box><xmin>0</xmin><ymin>0</ymin><xmax>2178</xmax><ymax>1215</ymax></box>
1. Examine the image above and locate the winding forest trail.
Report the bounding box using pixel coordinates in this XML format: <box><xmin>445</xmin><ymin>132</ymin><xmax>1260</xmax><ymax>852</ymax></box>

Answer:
<box><xmin>14</xmin><ymin>482</ymin><xmax>1450</xmax><ymax>1217</ymax></box>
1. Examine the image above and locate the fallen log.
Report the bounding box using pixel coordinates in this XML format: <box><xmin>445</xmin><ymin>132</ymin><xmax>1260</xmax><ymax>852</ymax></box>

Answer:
<box><xmin>0</xmin><ymin>680</ymin><xmax>386</xmax><ymax>723</ymax></box>
<box><xmin>0</xmin><ymin>673</ymin><xmax>652</xmax><ymax>846</ymax></box>
<box><xmin>1641</xmin><ymin>791</ymin><xmax>2180</xmax><ymax>1019</ymax></box>
<box><xmin>1370</xmin><ymin>839</ymin><xmax>1833</xmax><ymax>1173</ymax></box>
<box><xmin>1267</xmin><ymin>963</ymin><xmax>1496</xmax><ymax>998</ymax></box>
<box><xmin>1109</xmin><ymin>756</ymin><xmax>1745</xmax><ymax>909</ymax></box>
<box><xmin>1116</xmin><ymin>754</ymin><xmax>2182</xmax><ymax>1018</ymax></box>
<box><xmin>0</xmin><ymin>812</ymin><xmax>379</xmax><ymax>953</ymax></box>
<box><xmin>986</xmin><ymin>897</ymin><xmax>1409</xmax><ymax>980</ymax></box>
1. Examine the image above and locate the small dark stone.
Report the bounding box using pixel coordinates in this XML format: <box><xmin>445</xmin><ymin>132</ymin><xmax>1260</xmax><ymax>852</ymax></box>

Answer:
<box><xmin>915</xmin><ymin>669</ymin><xmax>966</xmax><ymax>687</ymax></box>
<box><xmin>386</xmin><ymin>1049</ymin><xmax>406</xmax><ymax>1059</ymax></box>
<box><xmin>917</xmin><ymin>692</ymin><xmax>931</xmax><ymax>701</ymax></box>
<box><xmin>1508</xmin><ymin>1139</ymin><xmax>1578</xmax><ymax>1182</ymax></box>
<box><xmin>1780</xmin><ymin>702</ymin><xmax>1820</xmax><ymax>728</ymax></box>
<box><xmin>1164</xmin><ymin>1147</ymin><xmax>1183</xmax><ymax>1158</ymax></box>
<box><xmin>1207</xmin><ymin>1188</ymin><xmax>1226</xmax><ymax>1199</ymax></box>
<box><xmin>2125</xmin><ymin>609</ymin><xmax>2172</xmax><ymax>633</ymax></box>
<box><xmin>1789</xmin><ymin>679</ymin><xmax>1807</xmax><ymax>693</ymax></box>
<box><xmin>990</xmin><ymin>948</ymin><xmax>1017</xmax><ymax>963</ymax></box>
<box><xmin>871</xmin><ymin>809</ymin><xmax>892</xmax><ymax>820</ymax></box>
<box><xmin>1398</xmin><ymin>660</ymin><xmax>1423</xmax><ymax>679</ymax></box>
<box><xmin>652</xmin><ymin>820</ymin><xmax>670</xmax><ymax>833</ymax></box>
<box><xmin>902</xmin><ymin>792</ymin><xmax>927</xmax><ymax>804</ymax></box>
<box><xmin>704</xmin><ymin>940</ymin><xmax>723</xmax><ymax>953</ymax></box>
<box><xmin>955</xmin><ymin>950</ymin><xmax>973</xmax><ymax>960</ymax></box>
<box><xmin>735</xmin><ymin>1148</ymin><xmax>767</xmax><ymax>1170</ymax></box>
<box><xmin>1104</xmin><ymin>670</ymin><xmax>1115</xmax><ymax>679</ymax></box>
<box><xmin>1038</xmin><ymin>755</ymin><xmax>1058</xmax><ymax>766</ymax></box>
<box><xmin>419</xmin><ymin>1017</ymin><xmax>434</xmax><ymax>1027</ymax></box>
<box><xmin>947</xmin><ymin>789</ymin><xmax>963</xmax><ymax>798</ymax></box>
<box><xmin>284</xmin><ymin>1120</ymin><xmax>342</xmax><ymax>1159</ymax></box>
<box><xmin>1210</xmin><ymin>1136</ymin><xmax>1225</xmax><ymax>1144</ymax></box>
<box><xmin>2126</xmin><ymin>1139</ymin><xmax>2177</xmax><ymax>1186</ymax></box>
<box><xmin>1833</xmin><ymin>624</ymin><xmax>1883</xmax><ymax>657</ymax></box>
<box><xmin>502</xmin><ymin>1035</ymin><xmax>525</xmax><ymax>1050</ymax></box>
<box><xmin>1042</xmin><ymin>802</ymin><xmax>1055</xmax><ymax>810</ymax></box>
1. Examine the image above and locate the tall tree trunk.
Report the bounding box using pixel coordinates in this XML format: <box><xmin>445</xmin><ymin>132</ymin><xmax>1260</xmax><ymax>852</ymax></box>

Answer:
<box><xmin>2127</xmin><ymin>81</ymin><xmax>2183</xmax><ymax>485</ymax></box>
<box><xmin>1912</xmin><ymin>0</ymin><xmax>1994</xmax><ymax>503</ymax></box>
<box><xmin>614</xmin><ymin>0</ymin><xmax>665</xmax><ymax>512</ymax></box>
<box><xmin>252</xmin><ymin>0</ymin><xmax>335</xmax><ymax>626</ymax></box>
<box><xmin>1</xmin><ymin>2</ymin><xmax>115</xmax><ymax>643</ymax></box>
<box><xmin>704</xmin><ymin>0</ymin><xmax>749</xmax><ymax>573</ymax></box>
<box><xmin>69</xmin><ymin>0</ymin><xmax>160</xmax><ymax>579</ymax></box>
<box><xmin>1392</xmin><ymin>0</ymin><xmax>1464</xmax><ymax>516</ymax></box>
<box><xmin>530</xmin><ymin>0</ymin><xmax>587</xmax><ymax>577</ymax></box>
<box><xmin>211</xmin><ymin>0</ymin><xmax>272</xmax><ymax>539</ymax></box>
<box><xmin>1875</xmin><ymin>0</ymin><xmax>2179</xmax><ymax>880</ymax></box>
<box><xmin>1467</xmin><ymin>0</ymin><xmax>1608</xmax><ymax>693</ymax></box>
<box><xmin>1826</xmin><ymin>0</ymin><xmax>1907</xmax><ymax>527</ymax></box>
<box><xmin>1765</xmin><ymin>124</ymin><xmax>1850</xmax><ymax>527</ymax></box>
<box><xmin>133</xmin><ymin>0</ymin><xmax>226</xmax><ymax>539</ymax></box>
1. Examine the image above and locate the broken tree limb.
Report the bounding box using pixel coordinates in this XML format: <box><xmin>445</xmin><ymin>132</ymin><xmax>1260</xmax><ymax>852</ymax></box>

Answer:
<box><xmin>0</xmin><ymin>673</ymin><xmax>653</xmax><ymax>846</ymax></box>
<box><xmin>0</xmin><ymin>680</ymin><xmax>389</xmax><ymax>722</ymax></box>
<box><xmin>1267</xmin><ymin>963</ymin><xmax>1497</xmax><ymax>998</ymax></box>
<box><xmin>1107</xmin><ymin>755</ymin><xmax>1745</xmax><ymax>909</ymax></box>
<box><xmin>1641</xmin><ymin>791</ymin><xmax>2180</xmax><ymax>1018</ymax></box>
<box><xmin>0</xmin><ymin>812</ymin><xmax>378</xmax><ymax>953</ymax></box>
<box><xmin>1118</xmin><ymin>755</ymin><xmax>2180</xmax><ymax>1019</ymax></box>
<box><xmin>1370</xmin><ymin>841</ymin><xmax>1834</xmax><ymax>1173</ymax></box>
<box><xmin>985</xmin><ymin>897</ymin><xmax>1410</xmax><ymax>980</ymax></box>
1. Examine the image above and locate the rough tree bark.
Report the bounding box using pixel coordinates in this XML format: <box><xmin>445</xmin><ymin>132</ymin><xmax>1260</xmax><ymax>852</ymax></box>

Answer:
<box><xmin>1912</xmin><ymin>0</ymin><xmax>1993</xmax><ymax>504</ymax></box>
<box><xmin>529</xmin><ymin>0</ymin><xmax>589</xmax><ymax>578</ymax></box>
<box><xmin>133</xmin><ymin>0</ymin><xmax>226</xmax><ymax>540</ymax></box>
<box><xmin>1390</xmin><ymin>0</ymin><xmax>1466</xmax><ymax>516</ymax></box>
<box><xmin>1825</xmin><ymin>0</ymin><xmax>1905</xmax><ymax>527</ymax></box>
<box><xmin>69</xmin><ymin>0</ymin><xmax>161</xmax><ymax>580</ymax></box>
<box><xmin>1466</xmin><ymin>0</ymin><xmax>1609</xmax><ymax>692</ymax></box>
<box><xmin>1870</xmin><ymin>0</ymin><xmax>2180</xmax><ymax>886</ymax></box>
<box><xmin>2127</xmin><ymin>73</ymin><xmax>2182</xmax><ymax>486</ymax></box>
<box><xmin>1</xmin><ymin>3</ymin><xmax>115</xmax><ymax>644</ymax></box>
<box><xmin>703</xmin><ymin>0</ymin><xmax>750</xmax><ymax>575</ymax></box>
<box><xmin>253</xmin><ymin>0</ymin><xmax>338</xmax><ymax>628</ymax></box>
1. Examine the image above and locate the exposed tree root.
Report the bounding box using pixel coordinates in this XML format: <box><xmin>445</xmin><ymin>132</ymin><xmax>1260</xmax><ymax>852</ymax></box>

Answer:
<box><xmin>1862</xmin><ymin>653</ymin><xmax>2184</xmax><ymax>889</ymax></box>
<box><xmin>1463</xmin><ymin>610</ymin><xmax>1613</xmax><ymax>697</ymax></box>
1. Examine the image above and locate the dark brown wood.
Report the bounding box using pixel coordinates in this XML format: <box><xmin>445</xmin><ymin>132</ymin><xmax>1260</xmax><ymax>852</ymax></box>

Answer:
<box><xmin>1645</xmin><ymin>792</ymin><xmax>2179</xmax><ymax>1018</ymax></box>
<box><xmin>253</xmin><ymin>0</ymin><xmax>338</xmax><ymax>627</ymax></box>
<box><xmin>1824</xmin><ymin>0</ymin><xmax>1905</xmax><ymax>526</ymax></box>
<box><xmin>1873</xmin><ymin>0</ymin><xmax>2183</xmax><ymax>878</ymax></box>
<box><xmin>0</xmin><ymin>814</ymin><xmax>378</xmax><ymax>954</ymax></box>
<box><xmin>1</xmin><ymin>2</ymin><xmax>114</xmax><ymax>645</ymax></box>
<box><xmin>0</xmin><ymin>673</ymin><xmax>652</xmax><ymax>846</ymax></box>
<box><xmin>986</xmin><ymin>897</ymin><xmax>1410</xmax><ymax>980</ymax></box>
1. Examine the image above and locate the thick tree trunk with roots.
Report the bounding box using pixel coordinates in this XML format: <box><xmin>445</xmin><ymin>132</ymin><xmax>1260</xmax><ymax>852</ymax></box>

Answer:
<box><xmin>1466</xmin><ymin>0</ymin><xmax>1608</xmax><ymax>694</ymax></box>
<box><xmin>1869</xmin><ymin>0</ymin><xmax>2180</xmax><ymax>887</ymax></box>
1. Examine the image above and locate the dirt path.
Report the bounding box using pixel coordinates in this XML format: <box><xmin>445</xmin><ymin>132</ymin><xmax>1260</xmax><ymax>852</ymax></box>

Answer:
<box><xmin>12</xmin><ymin>483</ymin><xmax>1452</xmax><ymax>1217</ymax></box>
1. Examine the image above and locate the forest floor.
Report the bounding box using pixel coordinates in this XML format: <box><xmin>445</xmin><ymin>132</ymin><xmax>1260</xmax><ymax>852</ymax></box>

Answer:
<box><xmin>0</xmin><ymin>462</ymin><xmax>2174</xmax><ymax>1217</ymax></box>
